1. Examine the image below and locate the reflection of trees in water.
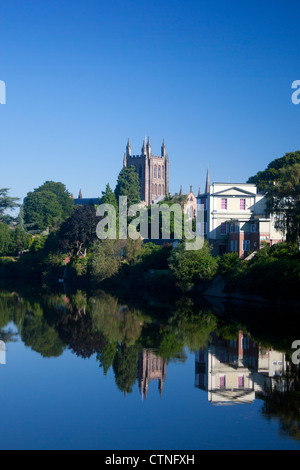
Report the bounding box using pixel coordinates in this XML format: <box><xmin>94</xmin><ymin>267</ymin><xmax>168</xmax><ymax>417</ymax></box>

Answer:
<box><xmin>261</xmin><ymin>364</ymin><xmax>300</xmax><ymax>441</ymax></box>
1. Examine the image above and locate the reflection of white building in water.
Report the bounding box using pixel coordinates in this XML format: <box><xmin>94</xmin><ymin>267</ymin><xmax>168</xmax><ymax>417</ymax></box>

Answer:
<box><xmin>195</xmin><ymin>332</ymin><xmax>286</xmax><ymax>405</ymax></box>
<box><xmin>0</xmin><ymin>341</ymin><xmax>6</xmax><ymax>365</ymax></box>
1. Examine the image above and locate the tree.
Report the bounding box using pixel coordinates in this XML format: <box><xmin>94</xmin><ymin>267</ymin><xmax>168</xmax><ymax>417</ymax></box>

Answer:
<box><xmin>0</xmin><ymin>188</ymin><xmax>20</xmax><ymax>224</ymax></box>
<box><xmin>35</xmin><ymin>181</ymin><xmax>74</xmax><ymax>219</ymax></box>
<box><xmin>100</xmin><ymin>183</ymin><xmax>118</xmax><ymax>212</ymax></box>
<box><xmin>23</xmin><ymin>190</ymin><xmax>63</xmax><ymax>232</ymax></box>
<box><xmin>22</xmin><ymin>181</ymin><xmax>74</xmax><ymax>233</ymax></box>
<box><xmin>114</xmin><ymin>166</ymin><xmax>141</xmax><ymax>207</ymax></box>
<box><xmin>266</xmin><ymin>163</ymin><xmax>300</xmax><ymax>243</ymax></box>
<box><xmin>57</xmin><ymin>205</ymin><xmax>99</xmax><ymax>256</ymax></box>
<box><xmin>168</xmin><ymin>240</ymin><xmax>218</xmax><ymax>291</ymax></box>
<box><xmin>0</xmin><ymin>223</ymin><xmax>12</xmax><ymax>256</ymax></box>
<box><xmin>247</xmin><ymin>151</ymin><xmax>300</xmax><ymax>192</ymax></box>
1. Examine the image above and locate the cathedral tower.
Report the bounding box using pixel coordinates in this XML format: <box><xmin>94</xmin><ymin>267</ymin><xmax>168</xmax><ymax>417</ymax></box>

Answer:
<box><xmin>123</xmin><ymin>138</ymin><xmax>169</xmax><ymax>205</ymax></box>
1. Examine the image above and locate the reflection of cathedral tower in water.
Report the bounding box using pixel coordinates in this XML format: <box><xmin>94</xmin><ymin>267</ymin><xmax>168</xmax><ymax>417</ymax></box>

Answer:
<box><xmin>137</xmin><ymin>349</ymin><xmax>167</xmax><ymax>399</ymax></box>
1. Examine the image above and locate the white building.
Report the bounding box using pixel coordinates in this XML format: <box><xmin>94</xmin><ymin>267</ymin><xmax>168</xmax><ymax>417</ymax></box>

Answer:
<box><xmin>197</xmin><ymin>181</ymin><xmax>284</xmax><ymax>257</ymax></box>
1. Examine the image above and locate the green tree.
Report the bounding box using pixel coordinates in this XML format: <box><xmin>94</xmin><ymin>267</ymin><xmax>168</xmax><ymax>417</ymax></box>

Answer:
<box><xmin>266</xmin><ymin>163</ymin><xmax>300</xmax><ymax>243</ymax></box>
<box><xmin>0</xmin><ymin>223</ymin><xmax>12</xmax><ymax>255</ymax></box>
<box><xmin>23</xmin><ymin>181</ymin><xmax>73</xmax><ymax>233</ymax></box>
<box><xmin>100</xmin><ymin>183</ymin><xmax>118</xmax><ymax>212</ymax></box>
<box><xmin>168</xmin><ymin>240</ymin><xmax>218</xmax><ymax>291</ymax></box>
<box><xmin>114</xmin><ymin>166</ymin><xmax>141</xmax><ymax>206</ymax></box>
<box><xmin>247</xmin><ymin>151</ymin><xmax>300</xmax><ymax>192</ymax></box>
<box><xmin>0</xmin><ymin>188</ymin><xmax>20</xmax><ymax>224</ymax></box>
<box><xmin>57</xmin><ymin>205</ymin><xmax>99</xmax><ymax>256</ymax></box>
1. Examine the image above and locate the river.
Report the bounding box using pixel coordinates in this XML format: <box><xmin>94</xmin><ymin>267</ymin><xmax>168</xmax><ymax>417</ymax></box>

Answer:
<box><xmin>0</xmin><ymin>282</ymin><xmax>299</xmax><ymax>450</ymax></box>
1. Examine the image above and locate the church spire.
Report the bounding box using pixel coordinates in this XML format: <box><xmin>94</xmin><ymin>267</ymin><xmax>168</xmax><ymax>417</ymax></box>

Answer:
<box><xmin>205</xmin><ymin>168</ymin><xmax>210</xmax><ymax>194</ymax></box>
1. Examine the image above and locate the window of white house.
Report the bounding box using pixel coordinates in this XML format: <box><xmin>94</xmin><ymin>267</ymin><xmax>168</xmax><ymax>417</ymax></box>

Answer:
<box><xmin>238</xmin><ymin>375</ymin><xmax>245</xmax><ymax>388</ymax></box>
<box><xmin>240</xmin><ymin>199</ymin><xmax>246</xmax><ymax>210</ymax></box>
<box><xmin>230</xmin><ymin>240</ymin><xmax>237</xmax><ymax>252</ymax></box>
<box><xmin>219</xmin><ymin>375</ymin><xmax>226</xmax><ymax>389</ymax></box>
<box><xmin>221</xmin><ymin>198</ymin><xmax>227</xmax><ymax>210</ymax></box>
<box><xmin>242</xmin><ymin>240</ymin><xmax>250</xmax><ymax>252</ymax></box>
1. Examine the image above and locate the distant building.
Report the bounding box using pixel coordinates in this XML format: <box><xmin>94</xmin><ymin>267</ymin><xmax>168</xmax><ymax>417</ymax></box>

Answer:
<box><xmin>123</xmin><ymin>138</ymin><xmax>169</xmax><ymax>205</ymax></box>
<box><xmin>197</xmin><ymin>180</ymin><xmax>284</xmax><ymax>257</ymax></box>
<box><xmin>72</xmin><ymin>190</ymin><xmax>99</xmax><ymax>206</ymax></box>
<box><xmin>179</xmin><ymin>185</ymin><xmax>198</xmax><ymax>220</ymax></box>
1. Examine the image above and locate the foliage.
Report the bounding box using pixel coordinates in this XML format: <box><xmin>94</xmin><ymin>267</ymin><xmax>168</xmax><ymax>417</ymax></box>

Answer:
<box><xmin>247</xmin><ymin>151</ymin><xmax>300</xmax><ymax>192</ymax></box>
<box><xmin>114</xmin><ymin>165</ymin><xmax>141</xmax><ymax>206</ymax></box>
<box><xmin>90</xmin><ymin>239</ymin><xmax>123</xmax><ymax>282</ymax></box>
<box><xmin>0</xmin><ymin>188</ymin><xmax>20</xmax><ymax>224</ymax></box>
<box><xmin>266</xmin><ymin>163</ymin><xmax>300</xmax><ymax>243</ymax></box>
<box><xmin>57</xmin><ymin>205</ymin><xmax>99</xmax><ymax>256</ymax></box>
<box><xmin>217</xmin><ymin>252</ymin><xmax>241</xmax><ymax>276</ymax></box>
<box><xmin>100</xmin><ymin>183</ymin><xmax>118</xmax><ymax>212</ymax></box>
<box><xmin>23</xmin><ymin>181</ymin><xmax>73</xmax><ymax>233</ymax></box>
<box><xmin>224</xmin><ymin>241</ymin><xmax>300</xmax><ymax>300</ymax></box>
<box><xmin>168</xmin><ymin>240</ymin><xmax>218</xmax><ymax>291</ymax></box>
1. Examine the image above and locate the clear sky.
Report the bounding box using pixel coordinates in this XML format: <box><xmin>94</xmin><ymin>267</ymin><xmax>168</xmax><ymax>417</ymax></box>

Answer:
<box><xmin>0</xmin><ymin>0</ymin><xmax>299</xmax><ymax>204</ymax></box>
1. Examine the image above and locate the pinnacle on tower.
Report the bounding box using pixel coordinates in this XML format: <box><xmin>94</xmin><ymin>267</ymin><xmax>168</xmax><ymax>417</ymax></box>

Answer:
<box><xmin>78</xmin><ymin>189</ymin><xmax>83</xmax><ymax>199</ymax></box>
<box><xmin>126</xmin><ymin>138</ymin><xmax>131</xmax><ymax>157</ymax></box>
<box><xmin>146</xmin><ymin>136</ymin><xmax>151</xmax><ymax>157</ymax></box>
<box><xmin>161</xmin><ymin>139</ymin><xmax>166</xmax><ymax>157</ymax></box>
<box><xmin>141</xmin><ymin>139</ymin><xmax>147</xmax><ymax>156</ymax></box>
<box><xmin>179</xmin><ymin>185</ymin><xmax>183</xmax><ymax>196</ymax></box>
<box><xmin>198</xmin><ymin>187</ymin><xmax>201</xmax><ymax>196</ymax></box>
<box><xmin>205</xmin><ymin>168</ymin><xmax>210</xmax><ymax>194</ymax></box>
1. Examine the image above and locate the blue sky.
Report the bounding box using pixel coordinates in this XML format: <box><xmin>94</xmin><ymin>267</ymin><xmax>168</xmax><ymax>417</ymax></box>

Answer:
<box><xmin>0</xmin><ymin>0</ymin><xmax>299</xmax><ymax>204</ymax></box>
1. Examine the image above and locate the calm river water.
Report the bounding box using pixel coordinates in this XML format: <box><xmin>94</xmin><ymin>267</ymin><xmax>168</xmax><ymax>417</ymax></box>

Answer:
<box><xmin>0</xmin><ymin>283</ymin><xmax>299</xmax><ymax>450</ymax></box>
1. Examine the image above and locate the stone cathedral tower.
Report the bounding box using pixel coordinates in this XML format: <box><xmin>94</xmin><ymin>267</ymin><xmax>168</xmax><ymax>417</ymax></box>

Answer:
<box><xmin>123</xmin><ymin>137</ymin><xmax>169</xmax><ymax>205</ymax></box>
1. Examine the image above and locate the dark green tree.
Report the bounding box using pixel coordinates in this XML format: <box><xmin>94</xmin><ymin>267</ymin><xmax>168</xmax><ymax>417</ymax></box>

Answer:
<box><xmin>57</xmin><ymin>205</ymin><xmax>100</xmax><ymax>256</ymax></box>
<box><xmin>114</xmin><ymin>166</ymin><xmax>141</xmax><ymax>207</ymax></box>
<box><xmin>247</xmin><ymin>151</ymin><xmax>300</xmax><ymax>192</ymax></box>
<box><xmin>266</xmin><ymin>163</ymin><xmax>300</xmax><ymax>243</ymax></box>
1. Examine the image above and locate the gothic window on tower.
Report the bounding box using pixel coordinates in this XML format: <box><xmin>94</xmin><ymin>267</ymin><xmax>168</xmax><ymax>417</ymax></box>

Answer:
<box><xmin>155</xmin><ymin>184</ymin><xmax>157</xmax><ymax>195</ymax></box>
<box><xmin>162</xmin><ymin>165</ymin><xmax>164</xmax><ymax>178</ymax></box>
<box><xmin>158</xmin><ymin>184</ymin><xmax>161</xmax><ymax>196</ymax></box>
<box><xmin>154</xmin><ymin>165</ymin><xmax>157</xmax><ymax>178</ymax></box>
<box><xmin>158</xmin><ymin>166</ymin><xmax>161</xmax><ymax>178</ymax></box>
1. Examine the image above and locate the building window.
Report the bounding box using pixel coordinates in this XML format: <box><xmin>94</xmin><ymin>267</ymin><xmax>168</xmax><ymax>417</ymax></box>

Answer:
<box><xmin>219</xmin><ymin>375</ymin><xmax>226</xmax><ymax>388</ymax></box>
<box><xmin>240</xmin><ymin>199</ymin><xmax>246</xmax><ymax>210</ymax></box>
<box><xmin>220</xmin><ymin>222</ymin><xmax>227</xmax><ymax>234</ymax></box>
<box><xmin>229</xmin><ymin>224</ymin><xmax>239</xmax><ymax>233</ymax></box>
<box><xmin>242</xmin><ymin>240</ymin><xmax>250</xmax><ymax>252</ymax></box>
<box><xmin>154</xmin><ymin>165</ymin><xmax>157</xmax><ymax>178</ymax></box>
<box><xmin>251</xmin><ymin>222</ymin><xmax>256</xmax><ymax>232</ymax></box>
<box><xmin>221</xmin><ymin>198</ymin><xmax>227</xmax><ymax>210</ymax></box>
<box><xmin>158</xmin><ymin>166</ymin><xmax>161</xmax><ymax>178</ymax></box>
<box><xmin>238</xmin><ymin>375</ymin><xmax>244</xmax><ymax>388</ymax></box>
<box><xmin>230</xmin><ymin>240</ymin><xmax>237</xmax><ymax>252</ymax></box>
